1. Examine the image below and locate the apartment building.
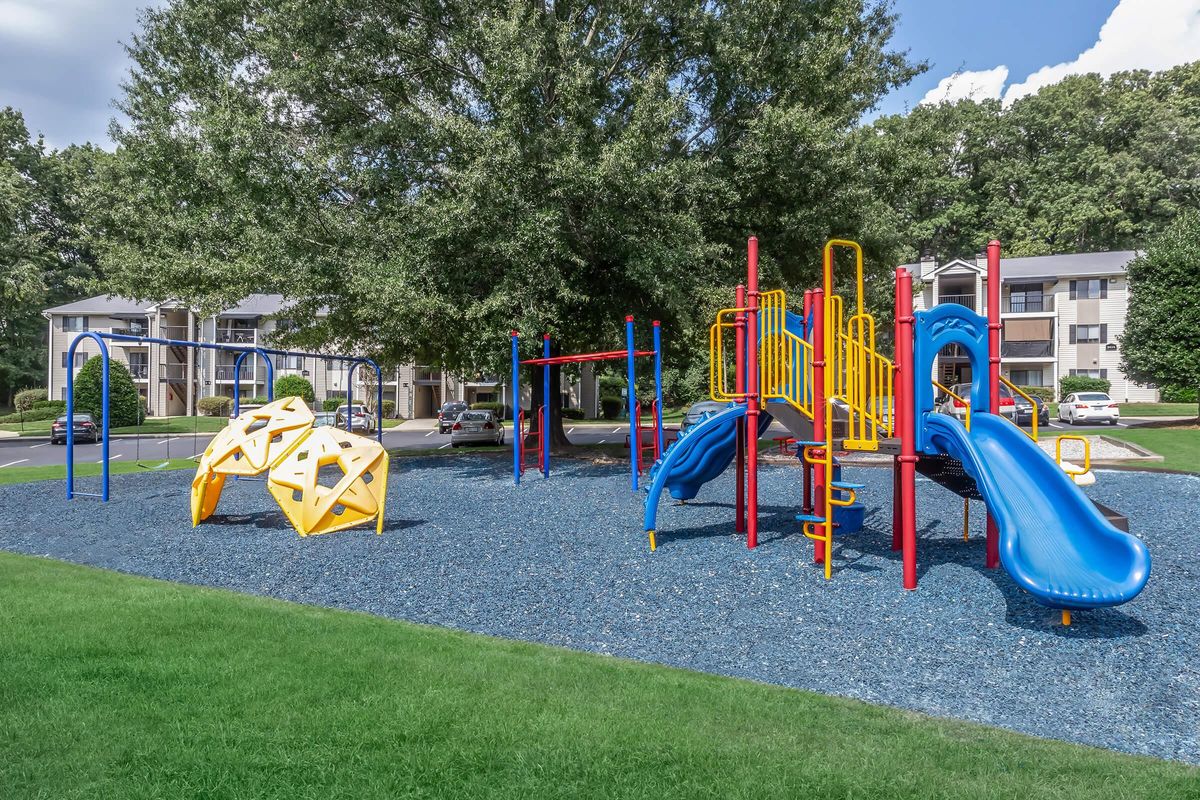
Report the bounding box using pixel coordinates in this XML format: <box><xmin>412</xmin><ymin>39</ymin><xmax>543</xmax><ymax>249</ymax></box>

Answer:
<box><xmin>910</xmin><ymin>250</ymin><xmax>1157</xmax><ymax>401</ymax></box>
<box><xmin>42</xmin><ymin>294</ymin><xmax>515</xmax><ymax>417</ymax></box>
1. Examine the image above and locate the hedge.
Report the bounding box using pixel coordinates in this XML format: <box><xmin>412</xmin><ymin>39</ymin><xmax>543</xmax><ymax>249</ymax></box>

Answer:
<box><xmin>1161</xmin><ymin>384</ymin><xmax>1198</xmax><ymax>403</ymax></box>
<box><xmin>322</xmin><ymin>398</ymin><xmax>341</xmax><ymax>412</ymax></box>
<box><xmin>382</xmin><ymin>399</ymin><xmax>396</xmax><ymax>418</ymax></box>
<box><xmin>1059</xmin><ymin>376</ymin><xmax>1111</xmax><ymax>400</ymax></box>
<box><xmin>14</xmin><ymin>388</ymin><xmax>46</xmax><ymax>412</ymax></box>
<box><xmin>273</xmin><ymin>375</ymin><xmax>314</xmax><ymax>403</ymax></box>
<box><xmin>0</xmin><ymin>407</ymin><xmax>63</xmax><ymax>424</ymax></box>
<box><xmin>600</xmin><ymin>396</ymin><xmax>624</xmax><ymax>420</ymax></box>
<box><xmin>561</xmin><ymin>407</ymin><xmax>585</xmax><ymax>420</ymax></box>
<box><xmin>1017</xmin><ymin>386</ymin><xmax>1055</xmax><ymax>405</ymax></box>
<box><xmin>74</xmin><ymin>356</ymin><xmax>144</xmax><ymax>427</ymax></box>
<box><xmin>33</xmin><ymin>399</ymin><xmax>67</xmax><ymax>411</ymax></box>
<box><xmin>197</xmin><ymin>396</ymin><xmax>233</xmax><ymax>417</ymax></box>
<box><xmin>470</xmin><ymin>401</ymin><xmax>506</xmax><ymax>416</ymax></box>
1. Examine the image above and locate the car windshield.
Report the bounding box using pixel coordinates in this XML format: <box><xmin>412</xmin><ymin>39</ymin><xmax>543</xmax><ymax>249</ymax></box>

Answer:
<box><xmin>1078</xmin><ymin>393</ymin><xmax>1111</xmax><ymax>401</ymax></box>
<box><xmin>459</xmin><ymin>411</ymin><xmax>490</xmax><ymax>422</ymax></box>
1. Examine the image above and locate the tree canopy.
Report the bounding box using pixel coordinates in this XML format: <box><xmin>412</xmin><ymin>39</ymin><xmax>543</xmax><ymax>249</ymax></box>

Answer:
<box><xmin>96</xmin><ymin>0</ymin><xmax>917</xmax><ymax>386</ymax></box>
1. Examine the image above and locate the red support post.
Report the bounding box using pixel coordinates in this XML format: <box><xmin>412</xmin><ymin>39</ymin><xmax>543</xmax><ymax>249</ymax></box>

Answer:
<box><xmin>811</xmin><ymin>287</ymin><xmax>826</xmax><ymax>564</ymax></box>
<box><xmin>985</xmin><ymin>239</ymin><xmax>1002</xmax><ymax>570</ymax></box>
<box><xmin>802</xmin><ymin>289</ymin><xmax>814</xmax><ymax>517</ymax></box>
<box><xmin>891</xmin><ymin>280</ymin><xmax>903</xmax><ymax>552</ymax></box>
<box><xmin>746</xmin><ymin>238</ymin><xmax>760</xmax><ymax>550</ymax></box>
<box><xmin>896</xmin><ymin>268</ymin><xmax>918</xmax><ymax>589</ymax></box>
<box><xmin>734</xmin><ymin>283</ymin><xmax>746</xmax><ymax>533</ymax></box>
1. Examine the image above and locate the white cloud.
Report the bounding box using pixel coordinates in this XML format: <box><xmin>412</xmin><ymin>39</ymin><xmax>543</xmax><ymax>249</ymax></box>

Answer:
<box><xmin>1003</xmin><ymin>0</ymin><xmax>1200</xmax><ymax>103</ymax></box>
<box><xmin>919</xmin><ymin>66</ymin><xmax>1009</xmax><ymax>105</ymax></box>
<box><xmin>0</xmin><ymin>1</ymin><xmax>62</xmax><ymax>43</ymax></box>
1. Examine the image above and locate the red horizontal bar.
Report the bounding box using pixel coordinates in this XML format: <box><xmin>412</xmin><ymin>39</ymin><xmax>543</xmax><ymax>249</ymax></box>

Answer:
<box><xmin>521</xmin><ymin>349</ymin><xmax>656</xmax><ymax>365</ymax></box>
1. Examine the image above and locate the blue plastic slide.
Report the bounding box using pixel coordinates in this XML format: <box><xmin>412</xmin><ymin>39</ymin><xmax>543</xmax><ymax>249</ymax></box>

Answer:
<box><xmin>642</xmin><ymin>404</ymin><xmax>771</xmax><ymax>533</ymax></box>
<box><xmin>923</xmin><ymin>413</ymin><xmax>1150</xmax><ymax>610</ymax></box>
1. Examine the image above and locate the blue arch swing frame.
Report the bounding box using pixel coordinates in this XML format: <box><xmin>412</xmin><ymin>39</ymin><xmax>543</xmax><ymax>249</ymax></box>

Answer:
<box><xmin>64</xmin><ymin>331</ymin><xmax>384</xmax><ymax>501</ymax></box>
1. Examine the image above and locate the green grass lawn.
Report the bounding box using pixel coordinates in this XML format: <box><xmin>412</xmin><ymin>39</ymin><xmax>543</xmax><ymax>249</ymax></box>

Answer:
<box><xmin>0</xmin><ymin>457</ymin><xmax>199</xmax><ymax>486</ymax></box>
<box><xmin>0</xmin><ymin>552</ymin><xmax>1194</xmax><ymax>799</ymax></box>
<box><xmin>1099</xmin><ymin>427</ymin><xmax>1200</xmax><ymax>473</ymax></box>
<box><xmin>1119</xmin><ymin>402</ymin><xmax>1198</xmax><ymax>417</ymax></box>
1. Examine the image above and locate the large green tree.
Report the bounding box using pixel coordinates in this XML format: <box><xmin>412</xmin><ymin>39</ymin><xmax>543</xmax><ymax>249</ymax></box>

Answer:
<box><xmin>96</xmin><ymin>0</ymin><xmax>918</xmax><ymax>431</ymax></box>
<box><xmin>1121</xmin><ymin>211</ymin><xmax>1200</xmax><ymax>419</ymax></box>
<box><xmin>0</xmin><ymin>109</ymin><xmax>105</xmax><ymax>406</ymax></box>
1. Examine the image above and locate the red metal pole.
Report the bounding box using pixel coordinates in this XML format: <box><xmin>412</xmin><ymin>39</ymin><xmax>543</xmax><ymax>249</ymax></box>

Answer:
<box><xmin>891</xmin><ymin>278</ymin><xmax>903</xmax><ymax>551</ymax></box>
<box><xmin>746</xmin><ymin>238</ymin><xmax>760</xmax><ymax>550</ymax></box>
<box><xmin>896</xmin><ymin>267</ymin><xmax>918</xmax><ymax>589</ymax></box>
<box><xmin>734</xmin><ymin>283</ymin><xmax>746</xmax><ymax>533</ymax></box>
<box><xmin>985</xmin><ymin>239</ymin><xmax>1001</xmax><ymax>569</ymax></box>
<box><xmin>802</xmin><ymin>289</ymin><xmax>814</xmax><ymax>516</ymax></box>
<box><xmin>811</xmin><ymin>287</ymin><xmax>826</xmax><ymax>564</ymax></box>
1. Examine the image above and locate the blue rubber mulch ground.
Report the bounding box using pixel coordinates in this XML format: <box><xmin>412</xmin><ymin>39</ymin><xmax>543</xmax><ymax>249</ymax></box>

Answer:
<box><xmin>0</xmin><ymin>456</ymin><xmax>1196</xmax><ymax>764</ymax></box>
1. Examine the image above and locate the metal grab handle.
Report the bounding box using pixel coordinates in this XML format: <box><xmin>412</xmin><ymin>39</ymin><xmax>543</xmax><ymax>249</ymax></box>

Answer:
<box><xmin>1055</xmin><ymin>434</ymin><xmax>1091</xmax><ymax>476</ymax></box>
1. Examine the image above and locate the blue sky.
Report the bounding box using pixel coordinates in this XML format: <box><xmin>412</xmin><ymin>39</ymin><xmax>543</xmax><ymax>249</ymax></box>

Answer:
<box><xmin>1</xmin><ymin>0</ymin><xmax>1197</xmax><ymax>148</ymax></box>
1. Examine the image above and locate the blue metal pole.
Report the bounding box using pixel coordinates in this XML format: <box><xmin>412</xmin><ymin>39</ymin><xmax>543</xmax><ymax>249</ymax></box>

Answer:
<box><xmin>542</xmin><ymin>334</ymin><xmax>551</xmax><ymax>479</ymax></box>
<box><xmin>626</xmin><ymin>315</ymin><xmax>638</xmax><ymax>491</ymax></box>
<box><xmin>371</xmin><ymin>360</ymin><xmax>384</xmax><ymax>444</ymax></box>
<box><xmin>345</xmin><ymin>361</ymin><xmax>354</xmax><ymax>433</ymax></box>
<box><xmin>233</xmin><ymin>351</ymin><xmax>248</xmax><ymax>417</ymax></box>
<box><xmin>65</xmin><ymin>333</ymin><xmax>111</xmax><ymax>501</ymax></box>
<box><xmin>261</xmin><ymin>348</ymin><xmax>275</xmax><ymax>400</ymax></box>
<box><xmin>653</xmin><ymin>320</ymin><xmax>664</xmax><ymax>457</ymax></box>
<box><xmin>511</xmin><ymin>331</ymin><xmax>520</xmax><ymax>485</ymax></box>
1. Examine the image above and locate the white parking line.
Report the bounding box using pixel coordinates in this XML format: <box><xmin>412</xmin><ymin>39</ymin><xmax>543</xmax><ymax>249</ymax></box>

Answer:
<box><xmin>568</xmin><ymin>427</ymin><xmax>576</xmax><ymax>434</ymax></box>
<box><xmin>0</xmin><ymin>459</ymin><xmax>29</xmax><ymax>469</ymax></box>
<box><xmin>611</xmin><ymin>427</ymin><xmax>622</xmax><ymax>433</ymax></box>
<box><xmin>1047</xmin><ymin>422</ymin><xmax>1063</xmax><ymax>429</ymax></box>
<box><xmin>156</xmin><ymin>437</ymin><xmax>181</xmax><ymax>445</ymax></box>
<box><xmin>598</xmin><ymin>438</ymin><xmax>607</xmax><ymax>444</ymax></box>
<box><xmin>29</xmin><ymin>443</ymin><xmax>50</xmax><ymax>449</ymax></box>
<box><xmin>425</xmin><ymin>431</ymin><xmax>436</xmax><ymax>437</ymax></box>
<box><xmin>99</xmin><ymin>454</ymin><xmax>125</xmax><ymax>464</ymax></box>
<box><xmin>438</xmin><ymin>443</ymin><xmax>451</xmax><ymax>450</ymax></box>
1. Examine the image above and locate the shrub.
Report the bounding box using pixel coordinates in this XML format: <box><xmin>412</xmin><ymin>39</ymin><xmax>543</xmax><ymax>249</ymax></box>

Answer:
<box><xmin>0</xmin><ymin>407</ymin><xmax>62</xmax><ymax>423</ymax></box>
<box><xmin>1018</xmin><ymin>386</ymin><xmax>1055</xmax><ymax>406</ymax></box>
<box><xmin>322</xmin><ymin>398</ymin><xmax>341</xmax><ymax>412</ymax></box>
<box><xmin>197</xmin><ymin>396</ymin><xmax>233</xmax><ymax>417</ymax></box>
<box><xmin>600</xmin><ymin>395</ymin><xmax>624</xmax><ymax>420</ymax></box>
<box><xmin>561</xmin><ymin>407</ymin><xmax>585</xmax><ymax>420</ymax></box>
<box><xmin>470</xmin><ymin>401</ymin><xmax>505</xmax><ymax>416</ymax></box>
<box><xmin>14</xmin><ymin>388</ymin><xmax>46</xmax><ymax>412</ymax></box>
<box><xmin>1058</xmin><ymin>375</ymin><xmax>1110</xmax><ymax>400</ymax></box>
<box><xmin>273</xmin><ymin>375</ymin><xmax>315</xmax><ymax>403</ymax></box>
<box><xmin>382</xmin><ymin>399</ymin><xmax>396</xmax><ymax>418</ymax></box>
<box><xmin>73</xmin><ymin>356</ymin><xmax>144</xmax><ymax>427</ymax></box>
<box><xmin>33</xmin><ymin>399</ymin><xmax>67</xmax><ymax>411</ymax></box>
<box><xmin>1161</xmin><ymin>384</ymin><xmax>1198</xmax><ymax>403</ymax></box>
<box><xmin>246</xmin><ymin>396</ymin><xmax>270</xmax><ymax>405</ymax></box>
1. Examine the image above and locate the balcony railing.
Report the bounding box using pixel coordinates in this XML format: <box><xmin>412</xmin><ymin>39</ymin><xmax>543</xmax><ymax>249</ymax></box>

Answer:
<box><xmin>937</xmin><ymin>293</ymin><xmax>976</xmax><ymax>310</ymax></box>
<box><xmin>159</xmin><ymin>363</ymin><xmax>190</xmax><ymax>381</ymax></box>
<box><xmin>128</xmin><ymin>364</ymin><xmax>149</xmax><ymax>380</ymax></box>
<box><xmin>466</xmin><ymin>374</ymin><xmax>501</xmax><ymax>385</ymax></box>
<box><xmin>1001</xmin><ymin>341</ymin><xmax>1054</xmax><ymax>358</ymax></box>
<box><xmin>216</xmin><ymin>329</ymin><xmax>257</xmax><ymax>344</ymax></box>
<box><xmin>159</xmin><ymin>325</ymin><xmax>191</xmax><ymax>340</ymax></box>
<box><xmin>1004</xmin><ymin>295</ymin><xmax>1054</xmax><ymax>313</ymax></box>
<box><xmin>415</xmin><ymin>369</ymin><xmax>441</xmax><ymax>383</ymax></box>
<box><xmin>112</xmin><ymin>326</ymin><xmax>150</xmax><ymax>338</ymax></box>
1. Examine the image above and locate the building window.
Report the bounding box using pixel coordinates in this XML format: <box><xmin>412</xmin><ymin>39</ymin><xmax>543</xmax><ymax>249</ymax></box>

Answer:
<box><xmin>1008</xmin><ymin>283</ymin><xmax>1045</xmax><ymax>312</ymax></box>
<box><xmin>61</xmin><ymin>352</ymin><xmax>88</xmax><ymax>369</ymax></box>
<box><xmin>277</xmin><ymin>355</ymin><xmax>304</xmax><ymax>370</ymax></box>
<box><xmin>1008</xmin><ymin>369</ymin><xmax>1044</xmax><ymax>387</ymax></box>
<box><xmin>62</xmin><ymin>316</ymin><xmax>88</xmax><ymax>332</ymax></box>
<box><xmin>1068</xmin><ymin>324</ymin><xmax>1107</xmax><ymax>344</ymax></box>
<box><xmin>1069</xmin><ymin>368</ymin><xmax>1108</xmax><ymax>379</ymax></box>
<box><xmin>1069</xmin><ymin>279</ymin><xmax>1108</xmax><ymax>300</ymax></box>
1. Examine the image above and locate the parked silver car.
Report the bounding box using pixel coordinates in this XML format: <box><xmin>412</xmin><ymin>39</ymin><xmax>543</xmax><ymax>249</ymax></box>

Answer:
<box><xmin>449</xmin><ymin>410</ymin><xmax>505</xmax><ymax>447</ymax></box>
<box><xmin>681</xmin><ymin>400</ymin><xmax>730</xmax><ymax>431</ymax></box>
<box><xmin>335</xmin><ymin>404</ymin><xmax>376</xmax><ymax>433</ymax></box>
<box><xmin>312</xmin><ymin>411</ymin><xmax>338</xmax><ymax>428</ymax></box>
<box><xmin>934</xmin><ymin>383</ymin><xmax>1016</xmax><ymax>421</ymax></box>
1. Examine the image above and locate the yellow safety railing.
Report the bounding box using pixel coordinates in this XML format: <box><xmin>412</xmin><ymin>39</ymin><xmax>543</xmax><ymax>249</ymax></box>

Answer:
<box><xmin>759</xmin><ymin>289</ymin><xmax>814</xmax><ymax>419</ymax></box>
<box><xmin>998</xmin><ymin>376</ymin><xmax>1039</xmax><ymax>442</ymax></box>
<box><xmin>933</xmin><ymin>380</ymin><xmax>971</xmax><ymax>432</ymax></box>
<box><xmin>709</xmin><ymin>307</ymin><xmax>750</xmax><ymax>402</ymax></box>
<box><xmin>1055</xmin><ymin>434</ymin><xmax>1091</xmax><ymax>478</ymax></box>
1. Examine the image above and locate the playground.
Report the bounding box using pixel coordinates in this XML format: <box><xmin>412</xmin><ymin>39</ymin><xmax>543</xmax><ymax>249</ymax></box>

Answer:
<box><xmin>0</xmin><ymin>456</ymin><xmax>1195</xmax><ymax>767</ymax></box>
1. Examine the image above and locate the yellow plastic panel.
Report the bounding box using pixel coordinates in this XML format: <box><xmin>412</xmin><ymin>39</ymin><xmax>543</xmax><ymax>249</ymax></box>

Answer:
<box><xmin>190</xmin><ymin>468</ymin><xmax>227</xmax><ymax>526</ymax></box>
<box><xmin>266</xmin><ymin>426</ymin><xmax>389</xmax><ymax>537</ymax></box>
<box><xmin>203</xmin><ymin>396</ymin><xmax>315</xmax><ymax>477</ymax></box>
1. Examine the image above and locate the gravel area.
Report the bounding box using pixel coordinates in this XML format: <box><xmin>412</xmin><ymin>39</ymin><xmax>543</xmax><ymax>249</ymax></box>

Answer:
<box><xmin>1039</xmin><ymin>435</ymin><xmax>1146</xmax><ymax>462</ymax></box>
<box><xmin>0</xmin><ymin>457</ymin><xmax>1196</xmax><ymax>764</ymax></box>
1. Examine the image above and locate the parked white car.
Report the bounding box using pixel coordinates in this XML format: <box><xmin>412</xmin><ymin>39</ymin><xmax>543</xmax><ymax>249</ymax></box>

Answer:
<box><xmin>450</xmin><ymin>410</ymin><xmax>505</xmax><ymax>447</ymax></box>
<box><xmin>1058</xmin><ymin>392</ymin><xmax>1120</xmax><ymax>425</ymax></box>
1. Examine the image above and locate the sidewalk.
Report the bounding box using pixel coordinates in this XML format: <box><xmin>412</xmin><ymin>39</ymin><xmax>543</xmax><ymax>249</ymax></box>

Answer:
<box><xmin>391</xmin><ymin>418</ymin><xmax>439</xmax><ymax>431</ymax></box>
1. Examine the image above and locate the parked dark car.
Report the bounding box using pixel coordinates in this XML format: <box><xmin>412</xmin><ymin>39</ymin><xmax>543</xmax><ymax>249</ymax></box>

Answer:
<box><xmin>51</xmin><ymin>413</ymin><xmax>100</xmax><ymax>444</ymax></box>
<box><xmin>1013</xmin><ymin>393</ymin><xmax>1050</xmax><ymax>427</ymax></box>
<box><xmin>437</xmin><ymin>401</ymin><xmax>469</xmax><ymax>433</ymax></box>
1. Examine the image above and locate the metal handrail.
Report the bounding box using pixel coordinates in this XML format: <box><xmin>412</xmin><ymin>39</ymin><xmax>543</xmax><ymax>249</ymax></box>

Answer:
<box><xmin>933</xmin><ymin>379</ymin><xmax>971</xmax><ymax>432</ymax></box>
<box><xmin>1055</xmin><ymin>434</ymin><xmax>1091</xmax><ymax>477</ymax></box>
<box><xmin>709</xmin><ymin>307</ymin><xmax>751</xmax><ymax>402</ymax></box>
<box><xmin>759</xmin><ymin>290</ymin><xmax>814</xmax><ymax>419</ymax></box>
<box><xmin>998</xmin><ymin>376</ymin><xmax>1039</xmax><ymax>441</ymax></box>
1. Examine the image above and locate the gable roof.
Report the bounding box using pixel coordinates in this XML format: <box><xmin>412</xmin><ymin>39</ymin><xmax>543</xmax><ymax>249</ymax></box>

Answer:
<box><xmin>43</xmin><ymin>295</ymin><xmax>155</xmax><ymax>316</ymax></box>
<box><xmin>904</xmin><ymin>250</ymin><xmax>1139</xmax><ymax>283</ymax></box>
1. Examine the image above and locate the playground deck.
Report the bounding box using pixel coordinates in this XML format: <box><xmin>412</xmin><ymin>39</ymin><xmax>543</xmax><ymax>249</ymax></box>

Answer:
<box><xmin>0</xmin><ymin>457</ymin><xmax>1194</xmax><ymax>764</ymax></box>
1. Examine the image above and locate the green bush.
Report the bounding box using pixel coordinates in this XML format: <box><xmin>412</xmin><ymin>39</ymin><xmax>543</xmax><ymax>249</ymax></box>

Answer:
<box><xmin>33</xmin><ymin>399</ymin><xmax>67</xmax><ymax>411</ymax></box>
<box><xmin>14</xmin><ymin>388</ymin><xmax>46</xmax><ymax>412</ymax></box>
<box><xmin>322</xmin><ymin>398</ymin><xmax>341</xmax><ymax>412</ymax></box>
<box><xmin>600</xmin><ymin>395</ymin><xmax>624</xmax><ymax>420</ymax></box>
<box><xmin>73</xmin><ymin>356</ymin><xmax>144</xmax><ymax>427</ymax></box>
<box><xmin>382</xmin><ymin>399</ymin><xmax>396</xmax><ymax>418</ymax></box>
<box><xmin>561</xmin><ymin>407</ymin><xmax>585</xmax><ymax>420</ymax></box>
<box><xmin>197</xmin><ymin>396</ymin><xmax>233</xmax><ymax>417</ymax></box>
<box><xmin>273</xmin><ymin>375</ymin><xmax>315</xmax><ymax>403</ymax></box>
<box><xmin>1058</xmin><ymin>376</ymin><xmax>1111</xmax><ymax>400</ymax></box>
<box><xmin>470</xmin><ymin>401</ymin><xmax>505</xmax><ymax>416</ymax></box>
<box><xmin>246</xmin><ymin>396</ymin><xmax>270</xmax><ymax>405</ymax></box>
<box><xmin>1018</xmin><ymin>386</ymin><xmax>1055</xmax><ymax>405</ymax></box>
<box><xmin>1161</xmin><ymin>384</ymin><xmax>1198</xmax><ymax>403</ymax></box>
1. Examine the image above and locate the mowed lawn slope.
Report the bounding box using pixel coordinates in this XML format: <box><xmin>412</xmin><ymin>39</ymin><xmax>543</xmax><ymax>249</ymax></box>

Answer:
<box><xmin>0</xmin><ymin>553</ymin><xmax>1195</xmax><ymax>800</ymax></box>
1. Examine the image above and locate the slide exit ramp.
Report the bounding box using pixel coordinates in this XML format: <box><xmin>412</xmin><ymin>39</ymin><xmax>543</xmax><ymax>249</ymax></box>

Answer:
<box><xmin>922</xmin><ymin>413</ymin><xmax>1150</xmax><ymax>610</ymax></box>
